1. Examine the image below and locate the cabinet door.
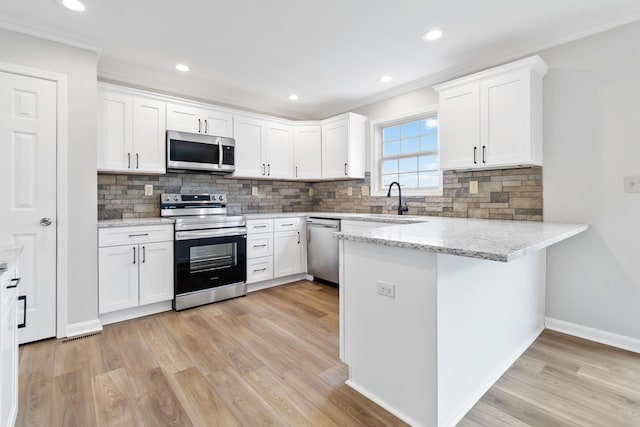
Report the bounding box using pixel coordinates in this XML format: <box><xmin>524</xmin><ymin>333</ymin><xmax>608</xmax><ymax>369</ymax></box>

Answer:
<box><xmin>294</xmin><ymin>125</ymin><xmax>322</xmax><ymax>179</ymax></box>
<box><xmin>97</xmin><ymin>90</ymin><xmax>132</xmax><ymax>172</ymax></box>
<box><xmin>273</xmin><ymin>230</ymin><xmax>304</xmax><ymax>278</ymax></box>
<box><xmin>481</xmin><ymin>71</ymin><xmax>529</xmax><ymax>167</ymax></box>
<box><xmin>265</xmin><ymin>121</ymin><xmax>294</xmax><ymax>179</ymax></box>
<box><xmin>202</xmin><ymin>108</ymin><xmax>234</xmax><ymax>138</ymax></box>
<box><xmin>322</xmin><ymin>119</ymin><xmax>350</xmax><ymax>179</ymax></box>
<box><xmin>439</xmin><ymin>83</ymin><xmax>480</xmax><ymax>170</ymax></box>
<box><xmin>98</xmin><ymin>246</ymin><xmax>139</xmax><ymax>314</ymax></box>
<box><xmin>133</xmin><ymin>97</ymin><xmax>166</xmax><ymax>174</ymax></box>
<box><xmin>233</xmin><ymin>116</ymin><xmax>266</xmax><ymax>178</ymax></box>
<box><xmin>0</xmin><ymin>298</ymin><xmax>18</xmax><ymax>427</ymax></box>
<box><xmin>139</xmin><ymin>241</ymin><xmax>174</xmax><ymax>306</ymax></box>
<box><xmin>166</xmin><ymin>103</ymin><xmax>201</xmax><ymax>133</ymax></box>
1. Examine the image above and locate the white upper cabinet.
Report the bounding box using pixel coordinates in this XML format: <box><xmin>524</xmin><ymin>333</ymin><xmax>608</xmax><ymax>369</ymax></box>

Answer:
<box><xmin>294</xmin><ymin>124</ymin><xmax>322</xmax><ymax>179</ymax></box>
<box><xmin>98</xmin><ymin>86</ymin><xmax>166</xmax><ymax>174</ymax></box>
<box><xmin>321</xmin><ymin>113</ymin><xmax>367</xmax><ymax>179</ymax></box>
<box><xmin>166</xmin><ymin>103</ymin><xmax>233</xmax><ymax>137</ymax></box>
<box><xmin>265</xmin><ymin>121</ymin><xmax>294</xmax><ymax>179</ymax></box>
<box><xmin>434</xmin><ymin>55</ymin><xmax>548</xmax><ymax>170</ymax></box>
<box><xmin>233</xmin><ymin>115</ymin><xmax>267</xmax><ymax>178</ymax></box>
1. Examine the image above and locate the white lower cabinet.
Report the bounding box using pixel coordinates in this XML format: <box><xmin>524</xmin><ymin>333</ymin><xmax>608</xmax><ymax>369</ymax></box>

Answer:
<box><xmin>273</xmin><ymin>230</ymin><xmax>304</xmax><ymax>277</ymax></box>
<box><xmin>98</xmin><ymin>225</ymin><xmax>173</xmax><ymax>315</ymax></box>
<box><xmin>247</xmin><ymin>256</ymin><xmax>274</xmax><ymax>283</ymax></box>
<box><xmin>0</xmin><ymin>262</ymin><xmax>19</xmax><ymax>427</ymax></box>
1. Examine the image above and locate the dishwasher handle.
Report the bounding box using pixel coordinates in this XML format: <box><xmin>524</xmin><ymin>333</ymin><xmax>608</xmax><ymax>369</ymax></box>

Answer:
<box><xmin>305</xmin><ymin>222</ymin><xmax>339</xmax><ymax>229</ymax></box>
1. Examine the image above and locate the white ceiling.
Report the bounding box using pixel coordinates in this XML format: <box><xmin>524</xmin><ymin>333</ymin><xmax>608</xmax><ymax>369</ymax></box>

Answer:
<box><xmin>1</xmin><ymin>0</ymin><xmax>640</xmax><ymax>119</ymax></box>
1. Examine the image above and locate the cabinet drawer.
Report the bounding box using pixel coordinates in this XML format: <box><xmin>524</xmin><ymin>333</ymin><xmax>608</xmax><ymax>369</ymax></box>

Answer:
<box><xmin>274</xmin><ymin>217</ymin><xmax>302</xmax><ymax>231</ymax></box>
<box><xmin>99</xmin><ymin>225</ymin><xmax>173</xmax><ymax>247</ymax></box>
<box><xmin>246</xmin><ymin>256</ymin><xmax>273</xmax><ymax>284</ymax></box>
<box><xmin>247</xmin><ymin>233</ymin><xmax>274</xmax><ymax>258</ymax></box>
<box><xmin>247</xmin><ymin>219</ymin><xmax>274</xmax><ymax>234</ymax></box>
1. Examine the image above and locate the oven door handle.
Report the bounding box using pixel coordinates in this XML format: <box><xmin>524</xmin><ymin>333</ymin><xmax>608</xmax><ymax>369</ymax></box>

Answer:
<box><xmin>176</xmin><ymin>228</ymin><xmax>247</xmax><ymax>240</ymax></box>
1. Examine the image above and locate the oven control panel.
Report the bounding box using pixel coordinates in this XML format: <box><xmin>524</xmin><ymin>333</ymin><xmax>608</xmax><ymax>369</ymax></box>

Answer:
<box><xmin>161</xmin><ymin>193</ymin><xmax>227</xmax><ymax>204</ymax></box>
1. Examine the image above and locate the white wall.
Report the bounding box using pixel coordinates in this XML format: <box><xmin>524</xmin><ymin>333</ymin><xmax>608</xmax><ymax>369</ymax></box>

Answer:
<box><xmin>0</xmin><ymin>29</ymin><xmax>99</xmax><ymax>327</ymax></box>
<box><xmin>541</xmin><ymin>21</ymin><xmax>640</xmax><ymax>339</ymax></box>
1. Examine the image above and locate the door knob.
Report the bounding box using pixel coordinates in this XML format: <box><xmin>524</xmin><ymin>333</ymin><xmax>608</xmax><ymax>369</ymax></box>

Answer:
<box><xmin>40</xmin><ymin>217</ymin><xmax>52</xmax><ymax>226</ymax></box>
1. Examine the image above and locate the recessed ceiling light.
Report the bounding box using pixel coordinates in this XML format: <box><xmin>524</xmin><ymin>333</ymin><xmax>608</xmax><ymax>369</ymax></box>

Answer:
<box><xmin>60</xmin><ymin>0</ymin><xmax>85</xmax><ymax>11</ymax></box>
<box><xmin>379</xmin><ymin>75</ymin><xmax>393</xmax><ymax>83</ymax></box>
<box><xmin>288</xmin><ymin>94</ymin><xmax>299</xmax><ymax>101</ymax></box>
<box><xmin>175</xmin><ymin>64</ymin><xmax>190</xmax><ymax>72</ymax></box>
<box><xmin>422</xmin><ymin>29</ymin><xmax>443</xmax><ymax>42</ymax></box>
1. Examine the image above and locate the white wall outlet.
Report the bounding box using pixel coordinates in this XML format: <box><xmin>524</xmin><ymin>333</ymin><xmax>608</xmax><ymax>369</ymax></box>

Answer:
<box><xmin>361</xmin><ymin>186</ymin><xmax>370</xmax><ymax>196</ymax></box>
<box><xmin>377</xmin><ymin>281</ymin><xmax>395</xmax><ymax>298</ymax></box>
<box><xmin>144</xmin><ymin>184</ymin><xmax>153</xmax><ymax>196</ymax></box>
<box><xmin>347</xmin><ymin>187</ymin><xmax>353</xmax><ymax>196</ymax></box>
<box><xmin>252</xmin><ymin>186</ymin><xmax>258</xmax><ymax>196</ymax></box>
<box><xmin>309</xmin><ymin>187</ymin><xmax>314</xmax><ymax>197</ymax></box>
<box><xmin>469</xmin><ymin>180</ymin><xmax>479</xmax><ymax>194</ymax></box>
<box><xmin>624</xmin><ymin>176</ymin><xmax>640</xmax><ymax>193</ymax></box>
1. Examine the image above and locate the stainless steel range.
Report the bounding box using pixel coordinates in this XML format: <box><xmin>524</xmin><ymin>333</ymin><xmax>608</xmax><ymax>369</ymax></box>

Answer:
<box><xmin>161</xmin><ymin>193</ymin><xmax>247</xmax><ymax>310</ymax></box>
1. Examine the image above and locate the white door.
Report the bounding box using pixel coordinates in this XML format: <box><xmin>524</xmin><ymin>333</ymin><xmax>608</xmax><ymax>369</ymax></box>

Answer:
<box><xmin>138</xmin><ymin>241</ymin><xmax>173</xmax><ymax>306</ymax></box>
<box><xmin>233</xmin><ymin>116</ymin><xmax>266</xmax><ymax>178</ymax></box>
<box><xmin>265</xmin><ymin>121</ymin><xmax>294</xmax><ymax>179</ymax></box>
<box><xmin>438</xmin><ymin>83</ymin><xmax>480</xmax><ymax>170</ymax></box>
<box><xmin>132</xmin><ymin>97</ymin><xmax>166</xmax><ymax>174</ymax></box>
<box><xmin>0</xmin><ymin>71</ymin><xmax>57</xmax><ymax>344</ymax></box>
<box><xmin>273</xmin><ymin>231</ymin><xmax>303</xmax><ymax>278</ymax></box>
<box><xmin>322</xmin><ymin>119</ymin><xmax>349</xmax><ymax>179</ymax></box>
<box><xmin>98</xmin><ymin>245</ymin><xmax>139</xmax><ymax>314</ymax></box>
<box><xmin>294</xmin><ymin>125</ymin><xmax>322</xmax><ymax>179</ymax></box>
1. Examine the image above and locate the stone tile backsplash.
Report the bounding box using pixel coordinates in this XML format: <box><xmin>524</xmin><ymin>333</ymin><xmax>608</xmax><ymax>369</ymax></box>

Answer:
<box><xmin>98</xmin><ymin>166</ymin><xmax>542</xmax><ymax>221</ymax></box>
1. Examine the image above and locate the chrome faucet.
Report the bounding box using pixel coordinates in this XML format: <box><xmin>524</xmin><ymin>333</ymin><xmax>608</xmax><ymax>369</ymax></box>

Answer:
<box><xmin>387</xmin><ymin>181</ymin><xmax>409</xmax><ymax>215</ymax></box>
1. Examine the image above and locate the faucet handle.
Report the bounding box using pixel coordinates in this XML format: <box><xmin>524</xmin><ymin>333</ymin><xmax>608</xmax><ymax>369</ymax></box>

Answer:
<box><xmin>399</xmin><ymin>202</ymin><xmax>409</xmax><ymax>215</ymax></box>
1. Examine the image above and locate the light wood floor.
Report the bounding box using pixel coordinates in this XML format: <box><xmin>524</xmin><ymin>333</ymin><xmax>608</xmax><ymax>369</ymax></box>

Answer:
<box><xmin>17</xmin><ymin>281</ymin><xmax>640</xmax><ymax>427</ymax></box>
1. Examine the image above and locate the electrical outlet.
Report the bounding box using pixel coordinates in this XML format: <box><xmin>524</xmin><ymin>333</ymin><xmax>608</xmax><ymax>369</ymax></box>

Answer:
<box><xmin>347</xmin><ymin>187</ymin><xmax>353</xmax><ymax>196</ymax></box>
<box><xmin>252</xmin><ymin>186</ymin><xmax>258</xmax><ymax>196</ymax></box>
<box><xmin>377</xmin><ymin>281</ymin><xmax>395</xmax><ymax>298</ymax></box>
<box><xmin>361</xmin><ymin>186</ymin><xmax>370</xmax><ymax>196</ymax></box>
<box><xmin>309</xmin><ymin>187</ymin><xmax>314</xmax><ymax>197</ymax></box>
<box><xmin>469</xmin><ymin>180</ymin><xmax>479</xmax><ymax>194</ymax></box>
<box><xmin>624</xmin><ymin>176</ymin><xmax>640</xmax><ymax>193</ymax></box>
<box><xmin>144</xmin><ymin>184</ymin><xmax>153</xmax><ymax>196</ymax></box>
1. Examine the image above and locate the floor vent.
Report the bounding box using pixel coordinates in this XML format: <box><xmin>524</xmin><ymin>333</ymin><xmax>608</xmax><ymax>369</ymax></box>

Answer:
<box><xmin>60</xmin><ymin>331</ymin><xmax>101</xmax><ymax>343</ymax></box>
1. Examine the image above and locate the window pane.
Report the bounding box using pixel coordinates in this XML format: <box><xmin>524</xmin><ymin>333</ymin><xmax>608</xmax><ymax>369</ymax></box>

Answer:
<box><xmin>401</xmin><ymin>121</ymin><xmax>420</xmax><ymax>138</ymax></box>
<box><xmin>419</xmin><ymin>171</ymin><xmax>439</xmax><ymax>188</ymax></box>
<box><xmin>422</xmin><ymin>117</ymin><xmax>438</xmax><ymax>132</ymax></box>
<box><xmin>383</xmin><ymin>159</ymin><xmax>398</xmax><ymax>174</ymax></box>
<box><xmin>421</xmin><ymin>133</ymin><xmax>438</xmax><ymax>151</ymax></box>
<box><xmin>419</xmin><ymin>154</ymin><xmax>438</xmax><ymax>171</ymax></box>
<box><xmin>383</xmin><ymin>125</ymin><xmax>401</xmax><ymax>142</ymax></box>
<box><xmin>383</xmin><ymin>141</ymin><xmax>400</xmax><ymax>156</ymax></box>
<box><xmin>399</xmin><ymin>173</ymin><xmax>418</xmax><ymax>188</ymax></box>
<box><xmin>383</xmin><ymin>174</ymin><xmax>398</xmax><ymax>186</ymax></box>
<box><xmin>401</xmin><ymin>137</ymin><xmax>420</xmax><ymax>154</ymax></box>
<box><xmin>399</xmin><ymin>157</ymin><xmax>417</xmax><ymax>173</ymax></box>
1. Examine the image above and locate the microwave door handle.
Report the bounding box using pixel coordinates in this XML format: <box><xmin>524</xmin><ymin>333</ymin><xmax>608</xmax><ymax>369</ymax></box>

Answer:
<box><xmin>219</xmin><ymin>140</ymin><xmax>223</xmax><ymax>167</ymax></box>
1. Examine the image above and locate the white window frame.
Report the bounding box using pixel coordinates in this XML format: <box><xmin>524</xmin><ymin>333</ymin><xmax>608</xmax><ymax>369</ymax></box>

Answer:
<box><xmin>369</xmin><ymin>105</ymin><xmax>442</xmax><ymax>197</ymax></box>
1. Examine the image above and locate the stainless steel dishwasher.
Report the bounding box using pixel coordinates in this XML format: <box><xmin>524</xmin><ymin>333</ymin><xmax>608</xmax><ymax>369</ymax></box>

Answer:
<box><xmin>306</xmin><ymin>217</ymin><xmax>341</xmax><ymax>284</ymax></box>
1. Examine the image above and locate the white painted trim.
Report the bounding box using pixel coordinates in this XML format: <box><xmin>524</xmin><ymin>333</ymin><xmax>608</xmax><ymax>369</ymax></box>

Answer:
<box><xmin>0</xmin><ymin>61</ymin><xmax>69</xmax><ymax>339</ymax></box>
<box><xmin>440</xmin><ymin>326</ymin><xmax>544</xmax><ymax>427</ymax></box>
<box><xmin>66</xmin><ymin>319</ymin><xmax>103</xmax><ymax>337</ymax></box>
<box><xmin>345</xmin><ymin>380</ymin><xmax>423</xmax><ymax>427</ymax></box>
<box><xmin>369</xmin><ymin>105</ymin><xmax>443</xmax><ymax>197</ymax></box>
<box><xmin>545</xmin><ymin>318</ymin><xmax>640</xmax><ymax>354</ymax></box>
<box><xmin>247</xmin><ymin>274</ymin><xmax>308</xmax><ymax>293</ymax></box>
<box><xmin>99</xmin><ymin>300</ymin><xmax>172</xmax><ymax>326</ymax></box>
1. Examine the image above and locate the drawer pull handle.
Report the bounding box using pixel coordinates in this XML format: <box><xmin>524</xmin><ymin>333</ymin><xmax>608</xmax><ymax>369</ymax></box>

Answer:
<box><xmin>253</xmin><ymin>244</ymin><xmax>268</xmax><ymax>248</ymax></box>
<box><xmin>128</xmin><ymin>233</ymin><xmax>149</xmax><ymax>237</ymax></box>
<box><xmin>7</xmin><ymin>277</ymin><xmax>20</xmax><ymax>289</ymax></box>
<box><xmin>254</xmin><ymin>225</ymin><xmax>268</xmax><ymax>229</ymax></box>
<box><xmin>282</xmin><ymin>223</ymin><xmax>294</xmax><ymax>226</ymax></box>
<box><xmin>253</xmin><ymin>268</ymin><xmax>267</xmax><ymax>272</ymax></box>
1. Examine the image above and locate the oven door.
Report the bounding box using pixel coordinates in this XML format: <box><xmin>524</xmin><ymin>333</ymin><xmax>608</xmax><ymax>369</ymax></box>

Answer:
<box><xmin>175</xmin><ymin>229</ymin><xmax>247</xmax><ymax>296</ymax></box>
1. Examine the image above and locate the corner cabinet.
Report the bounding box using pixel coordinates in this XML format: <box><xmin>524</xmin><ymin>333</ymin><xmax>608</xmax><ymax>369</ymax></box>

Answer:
<box><xmin>97</xmin><ymin>86</ymin><xmax>167</xmax><ymax>174</ymax></box>
<box><xmin>293</xmin><ymin>124</ymin><xmax>322</xmax><ymax>179</ymax></box>
<box><xmin>321</xmin><ymin>113</ymin><xmax>367</xmax><ymax>179</ymax></box>
<box><xmin>98</xmin><ymin>225</ymin><xmax>174</xmax><ymax>316</ymax></box>
<box><xmin>434</xmin><ymin>55</ymin><xmax>548</xmax><ymax>170</ymax></box>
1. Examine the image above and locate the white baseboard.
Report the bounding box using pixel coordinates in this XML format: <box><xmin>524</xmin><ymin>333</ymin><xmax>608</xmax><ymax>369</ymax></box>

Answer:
<box><xmin>545</xmin><ymin>317</ymin><xmax>640</xmax><ymax>354</ymax></box>
<box><xmin>247</xmin><ymin>274</ymin><xmax>307</xmax><ymax>293</ymax></box>
<box><xmin>345</xmin><ymin>380</ymin><xmax>423</xmax><ymax>427</ymax></box>
<box><xmin>66</xmin><ymin>318</ymin><xmax>103</xmax><ymax>337</ymax></box>
<box><xmin>99</xmin><ymin>300</ymin><xmax>172</xmax><ymax>326</ymax></box>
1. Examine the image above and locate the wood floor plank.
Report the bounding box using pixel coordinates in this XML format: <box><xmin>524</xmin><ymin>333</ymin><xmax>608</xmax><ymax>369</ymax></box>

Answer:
<box><xmin>167</xmin><ymin>367</ymin><xmax>241</xmax><ymax>427</ymax></box>
<box><xmin>136</xmin><ymin>315</ymin><xmax>195</xmax><ymax>375</ymax></box>
<box><xmin>52</xmin><ymin>367</ymin><xmax>97</xmax><ymax>427</ymax></box>
<box><xmin>92</xmin><ymin>367</ymin><xmax>144</xmax><ymax>427</ymax></box>
<box><xmin>86</xmin><ymin>327</ymin><xmax>124</xmax><ymax>377</ymax></box>
<box><xmin>110</xmin><ymin>320</ymin><xmax>159</xmax><ymax>376</ymax></box>
<box><xmin>16</xmin><ymin>370</ymin><xmax>55</xmax><ymax>427</ymax></box>
<box><xmin>53</xmin><ymin>339</ymin><xmax>89</xmax><ymax>377</ymax></box>
<box><xmin>129</xmin><ymin>367</ymin><xmax>193</xmax><ymax>427</ymax></box>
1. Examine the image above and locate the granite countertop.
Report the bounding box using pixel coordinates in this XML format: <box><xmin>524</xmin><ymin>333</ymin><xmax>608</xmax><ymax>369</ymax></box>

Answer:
<box><xmin>98</xmin><ymin>217</ymin><xmax>176</xmax><ymax>228</ymax></box>
<box><xmin>335</xmin><ymin>217</ymin><xmax>588</xmax><ymax>262</ymax></box>
<box><xmin>243</xmin><ymin>212</ymin><xmax>425</xmax><ymax>224</ymax></box>
<box><xmin>0</xmin><ymin>246</ymin><xmax>23</xmax><ymax>273</ymax></box>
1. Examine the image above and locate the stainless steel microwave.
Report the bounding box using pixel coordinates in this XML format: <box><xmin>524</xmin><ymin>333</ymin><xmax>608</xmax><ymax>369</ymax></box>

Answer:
<box><xmin>166</xmin><ymin>130</ymin><xmax>235</xmax><ymax>173</ymax></box>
